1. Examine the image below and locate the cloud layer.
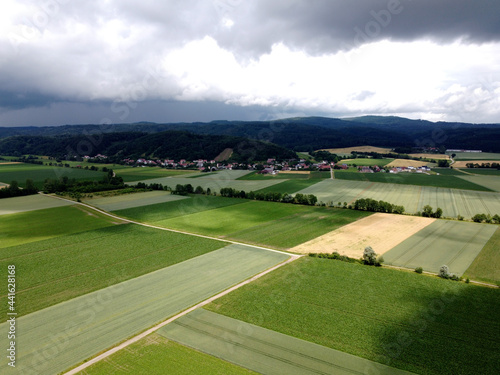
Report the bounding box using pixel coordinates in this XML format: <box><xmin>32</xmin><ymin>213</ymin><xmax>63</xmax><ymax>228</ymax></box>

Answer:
<box><xmin>1</xmin><ymin>0</ymin><xmax>499</xmax><ymax>125</ymax></box>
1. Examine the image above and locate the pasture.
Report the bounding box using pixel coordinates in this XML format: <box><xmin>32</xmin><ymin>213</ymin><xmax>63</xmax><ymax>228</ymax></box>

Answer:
<box><xmin>0</xmin><ymin>224</ymin><xmax>226</xmax><ymax>317</ymax></box>
<box><xmin>0</xmin><ymin>205</ymin><xmax>122</xmax><ymax>249</ymax></box>
<box><xmin>78</xmin><ymin>334</ymin><xmax>256</xmax><ymax>375</ymax></box>
<box><xmin>0</xmin><ymin>244</ymin><xmax>288</xmax><ymax>374</ymax></box>
<box><xmin>0</xmin><ymin>193</ymin><xmax>74</xmax><ymax>215</ymax></box>
<box><xmin>298</xmin><ymin>179</ymin><xmax>500</xmax><ymax>218</ymax></box>
<box><xmin>382</xmin><ymin>220</ymin><xmax>497</xmax><ymax>275</ymax></box>
<box><xmin>464</xmin><ymin>227</ymin><xmax>500</xmax><ymax>284</ymax></box>
<box><xmin>334</xmin><ymin>171</ymin><xmax>491</xmax><ymax>191</ymax></box>
<box><xmin>206</xmin><ymin>257</ymin><xmax>500</xmax><ymax>375</ymax></box>
<box><xmin>83</xmin><ymin>190</ymin><xmax>188</xmax><ymax>211</ymax></box>
<box><xmin>290</xmin><ymin>213</ymin><xmax>435</xmax><ymax>258</ymax></box>
<box><xmin>0</xmin><ymin>163</ymin><xmax>105</xmax><ymax>188</ymax></box>
<box><xmin>117</xmin><ymin>197</ymin><xmax>371</xmax><ymax>249</ymax></box>
<box><xmin>160</xmin><ymin>309</ymin><xmax>412</xmax><ymax>375</ymax></box>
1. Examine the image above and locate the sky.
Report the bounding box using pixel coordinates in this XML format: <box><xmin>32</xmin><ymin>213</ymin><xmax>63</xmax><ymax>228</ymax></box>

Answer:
<box><xmin>1</xmin><ymin>0</ymin><xmax>500</xmax><ymax>126</ymax></box>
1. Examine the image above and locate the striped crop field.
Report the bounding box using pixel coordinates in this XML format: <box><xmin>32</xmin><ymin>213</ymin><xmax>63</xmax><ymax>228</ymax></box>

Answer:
<box><xmin>297</xmin><ymin>179</ymin><xmax>500</xmax><ymax>218</ymax></box>
<box><xmin>463</xmin><ymin>227</ymin><xmax>500</xmax><ymax>284</ymax></box>
<box><xmin>0</xmin><ymin>245</ymin><xmax>289</xmax><ymax>374</ymax></box>
<box><xmin>382</xmin><ymin>220</ymin><xmax>497</xmax><ymax>275</ymax></box>
<box><xmin>77</xmin><ymin>334</ymin><xmax>256</xmax><ymax>375</ymax></box>
<box><xmin>159</xmin><ymin>309</ymin><xmax>412</xmax><ymax>375</ymax></box>
<box><xmin>457</xmin><ymin>174</ymin><xmax>500</xmax><ymax>192</ymax></box>
<box><xmin>205</xmin><ymin>257</ymin><xmax>500</xmax><ymax>375</ymax></box>
<box><xmin>0</xmin><ymin>194</ymin><xmax>74</xmax><ymax>215</ymax></box>
<box><xmin>83</xmin><ymin>190</ymin><xmax>188</xmax><ymax>211</ymax></box>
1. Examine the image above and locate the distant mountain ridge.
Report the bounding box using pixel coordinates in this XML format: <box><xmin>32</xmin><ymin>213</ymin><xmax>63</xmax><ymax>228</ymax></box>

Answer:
<box><xmin>1</xmin><ymin>116</ymin><xmax>499</xmax><ymax>152</ymax></box>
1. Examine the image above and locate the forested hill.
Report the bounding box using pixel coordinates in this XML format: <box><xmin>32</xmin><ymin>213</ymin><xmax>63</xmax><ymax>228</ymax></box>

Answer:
<box><xmin>0</xmin><ymin>131</ymin><xmax>297</xmax><ymax>162</ymax></box>
<box><xmin>1</xmin><ymin>116</ymin><xmax>500</xmax><ymax>152</ymax></box>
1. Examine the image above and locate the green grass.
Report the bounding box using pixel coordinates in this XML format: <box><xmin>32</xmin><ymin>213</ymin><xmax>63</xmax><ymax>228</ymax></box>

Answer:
<box><xmin>84</xmin><ymin>190</ymin><xmax>188</xmax><ymax>211</ymax></box>
<box><xmin>0</xmin><ymin>205</ymin><xmax>121</xmax><ymax>248</ymax></box>
<box><xmin>0</xmin><ymin>224</ymin><xmax>226</xmax><ymax>318</ymax></box>
<box><xmin>119</xmin><ymin>197</ymin><xmax>370</xmax><ymax>249</ymax></box>
<box><xmin>160</xmin><ymin>309</ymin><xmax>410</xmax><ymax>375</ymax></box>
<box><xmin>254</xmin><ymin>179</ymin><xmax>324</xmax><ymax>194</ymax></box>
<box><xmin>456</xmin><ymin>175</ymin><xmax>500</xmax><ymax>192</ymax></box>
<box><xmin>206</xmin><ymin>257</ymin><xmax>500</xmax><ymax>375</ymax></box>
<box><xmin>382</xmin><ymin>220</ymin><xmax>497</xmax><ymax>275</ymax></box>
<box><xmin>0</xmin><ymin>245</ymin><xmax>288</xmax><ymax>374</ymax></box>
<box><xmin>463</xmin><ymin>227</ymin><xmax>500</xmax><ymax>284</ymax></box>
<box><xmin>0</xmin><ymin>193</ymin><xmax>74</xmax><ymax>215</ymax></box>
<box><xmin>0</xmin><ymin>163</ymin><xmax>106</xmax><ymax>188</ymax></box>
<box><xmin>113</xmin><ymin>167</ymin><xmax>198</xmax><ymax>182</ymax></box>
<box><xmin>431</xmin><ymin>168</ymin><xmax>467</xmax><ymax>175</ymax></box>
<box><xmin>339</xmin><ymin>158</ymin><xmax>394</xmax><ymax>166</ymax></box>
<box><xmin>334</xmin><ymin>171</ymin><xmax>493</xmax><ymax>191</ymax></box>
<box><xmin>78</xmin><ymin>334</ymin><xmax>256</xmax><ymax>375</ymax></box>
<box><xmin>237</xmin><ymin>171</ymin><xmax>311</xmax><ymax>180</ymax></box>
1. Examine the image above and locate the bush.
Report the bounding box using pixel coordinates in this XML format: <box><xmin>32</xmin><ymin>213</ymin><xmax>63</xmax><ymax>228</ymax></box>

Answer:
<box><xmin>465</xmin><ymin>278</ymin><xmax>470</xmax><ymax>284</ymax></box>
<box><xmin>439</xmin><ymin>265</ymin><xmax>450</xmax><ymax>279</ymax></box>
<box><xmin>415</xmin><ymin>267</ymin><xmax>423</xmax><ymax>274</ymax></box>
<box><xmin>362</xmin><ymin>246</ymin><xmax>377</xmax><ymax>266</ymax></box>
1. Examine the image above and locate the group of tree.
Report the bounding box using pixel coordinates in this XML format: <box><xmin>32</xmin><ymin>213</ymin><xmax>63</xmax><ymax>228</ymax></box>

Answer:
<box><xmin>352</xmin><ymin>198</ymin><xmax>405</xmax><ymax>214</ymax></box>
<box><xmin>0</xmin><ymin>180</ymin><xmax>38</xmax><ymax>199</ymax></box>
<box><xmin>43</xmin><ymin>170</ymin><xmax>124</xmax><ymax>194</ymax></box>
<box><xmin>309</xmin><ymin>150</ymin><xmax>340</xmax><ymax>163</ymax></box>
<box><xmin>421</xmin><ymin>205</ymin><xmax>443</xmax><ymax>218</ymax></box>
<box><xmin>308</xmin><ymin>245</ymin><xmax>383</xmax><ymax>267</ymax></box>
<box><xmin>219</xmin><ymin>188</ymin><xmax>318</xmax><ymax>206</ymax></box>
<box><xmin>471</xmin><ymin>213</ymin><xmax>500</xmax><ymax>224</ymax></box>
<box><xmin>465</xmin><ymin>162</ymin><xmax>500</xmax><ymax>169</ymax></box>
<box><xmin>437</xmin><ymin>159</ymin><xmax>451</xmax><ymax>167</ymax></box>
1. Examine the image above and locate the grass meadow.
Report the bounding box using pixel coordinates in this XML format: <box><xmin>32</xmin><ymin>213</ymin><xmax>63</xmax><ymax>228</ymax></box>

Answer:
<box><xmin>464</xmin><ymin>227</ymin><xmax>500</xmax><ymax>284</ymax></box>
<box><xmin>0</xmin><ymin>224</ymin><xmax>226</xmax><ymax>318</ymax></box>
<box><xmin>77</xmin><ymin>334</ymin><xmax>256</xmax><ymax>375</ymax></box>
<box><xmin>0</xmin><ymin>163</ymin><xmax>105</xmax><ymax>188</ymax></box>
<box><xmin>206</xmin><ymin>257</ymin><xmax>500</xmax><ymax>375</ymax></box>
<box><xmin>449</xmin><ymin>152</ymin><xmax>500</xmax><ymax>161</ymax></box>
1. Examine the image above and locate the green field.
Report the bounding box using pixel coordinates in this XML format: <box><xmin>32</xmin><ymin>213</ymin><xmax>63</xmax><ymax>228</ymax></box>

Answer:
<box><xmin>78</xmin><ymin>334</ymin><xmax>256</xmax><ymax>375</ymax></box>
<box><xmin>0</xmin><ymin>245</ymin><xmax>289</xmax><ymax>374</ymax></box>
<box><xmin>464</xmin><ymin>227</ymin><xmax>500</xmax><ymax>284</ymax></box>
<box><xmin>0</xmin><ymin>193</ymin><xmax>74</xmax><ymax>215</ymax></box>
<box><xmin>334</xmin><ymin>171</ymin><xmax>492</xmax><ymax>191</ymax></box>
<box><xmin>83</xmin><ymin>190</ymin><xmax>189</xmax><ymax>211</ymax></box>
<box><xmin>206</xmin><ymin>257</ymin><xmax>500</xmax><ymax>375</ymax></box>
<box><xmin>298</xmin><ymin>179</ymin><xmax>500</xmax><ymax>218</ymax></box>
<box><xmin>382</xmin><ymin>220</ymin><xmax>497</xmax><ymax>275</ymax></box>
<box><xmin>457</xmin><ymin>175</ymin><xmax>500</xmax><ymax>192</ymax></box>
<box><xmin>160</xmin><ymin>309</ymin><xmax>412</xmax><ymax>375</ymax></box>
<box><xmin>339</xmin><ymin>158</ymin><xmax>394</xmax><ymax>166</ymax></box>
<box><xmin>460</xmin><ymin>168</ymin><xmax>500</xmax><ymax>175</ymax></box>
<box><xmin>0</xmin><ymin>224</ymin><xmax>227</xmax><ymax>318</ymax></box>
<box><xmin>0</xmin><ymin>205</ymin><xmax>121</xmax><ymax>248</ymax></box>
<box><xmin>238</xmin><ymin>171</ymin><xmax>310</xmax><ymax>180</ymax></box>
<box><xmin>0</xmin><ymin>163</ymin><xmax>105</xmax><ymax>188</ymax></box>
<box><xmin>431</xmin><ymin>168</ymin><xmax>467</xmax><ymax>175</ymax></box>
<box><xmin>448</xmin><ymin>151</ymin><xmax>500</xmax><ymax>160</ymax></box>
<box><xmin>116</xmin><ymin>197</ymin><xmax>370</xmax><ymax>249</ymax></box>
<box><xmin>254</xmin><ymin>179</ymin><xmax>327</xmax><ymax>194</ymax></box>
<box><xmin>113</xmin><ymin>166</ymin><xmax>199</xmax><ymax>182</ymax></box>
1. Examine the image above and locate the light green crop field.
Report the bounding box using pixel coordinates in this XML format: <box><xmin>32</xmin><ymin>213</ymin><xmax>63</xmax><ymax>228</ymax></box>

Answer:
<box><xmin>160</xmin><ymin>309</ymin><xmax>412</xmax><ymax>375</ymax></box>
<box><xmin>339</xmin><ymin>158</ymin><xmax>394</xmax><ymax>166</ymax></box>
<box><xmin>297</xmin><ymin>179</ymin><xmax>500</xmax><ymax>218</ymax></box>
<box><xmin>457</xmin><ymin>174</ymin><xmax>500</xmax><ymax>192</ymax></box>
<box><xmin>77</xmin><ymin>334</ymin><xmax>256</xmax><ymax>375</ymax></box>
<box><xmin>0</xmin><ymin>224</ymin><xmax>226</xmax><ymax>318</ymax></box>
<box><xmin>431</xmin><ymin>168</ymin><xmax>467</xmax><ymax>176</ymax></box>
<box><xmin>382</xmin><ymin>220</ymin><xmax>497</xmax><ymax>275</ymax></box>
<box><xmin>464</xmin><ymin>227</ymin><xmax>500</xmax><ymax>284</ymax></box>
<box><xmin>0</xmin><ymin>245</ymin><xmax>288</xmax><ymax>375</ymax></box>
<box><xmin>238</xmin><ymin>171</ymin><xmax>310</xmax><ymax>180</ymax></box>
<box><xmin>113</xmin><ymin>166</ymin><xmax>199</xmax><ymax>182</ymax></box>
<box><xmin>0</xmin><ymin>194</ymin><xmax>74</xmax><ymax>215</ymax></box>
<box><xmin>0</xmin><ymin>163</ymin><xmax>105</xmax><ymax>188</ymax></box>
<box><xmin>114</xmin><ymin>195</ymin><xmax>246</xmax><ymax>222</ymax></box>
<box><xmin>206</xmin><ymin>257</ymin><xmax>500</xmax><ymax>375</ymax></box>
<box><xmin>334</xmin><ymin>171</ymin><xmax>492</xmax><ymax>191</ymax></box>
<box><xmin>460</xmin><ymin>168</ymin><xmax>500</xmax><ymax>175</ymax></box>
<box><xmin>117</xmin><ymin>197</ymin><xmax>370</xmax><ymax>249</ymax></box>
<box><xmin>254</xmin><ymin>179</ymin><xmax>327</xmax><ymax>194</ymax></box>
<box><xmin>83</xmin><ymin>190</ymin><xmax>188</xmax><ymax>211</ymax></box>
<box><xmin>0</xmin><ymin>205</ymin><xmax>121</xmax><ymax>249</ymax></box>
<box><xmin>448</xmin><ymin>151</ymin><xmax>500</xmax><ymax>161</ymax></box>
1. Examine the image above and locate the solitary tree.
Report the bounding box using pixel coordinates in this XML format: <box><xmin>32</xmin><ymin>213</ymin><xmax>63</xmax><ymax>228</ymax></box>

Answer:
<box><xmin>439</xmin><ymin>265</ymin><xmax>450</xmax><ymax>279</ymax></box>
<box><xmin>363</xmin><ymin>246</ymin><xmax>377</xmax><ymax>265</ymax></box>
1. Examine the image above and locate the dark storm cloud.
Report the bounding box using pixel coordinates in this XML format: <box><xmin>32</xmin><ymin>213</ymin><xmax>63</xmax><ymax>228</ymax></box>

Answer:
<box><xmin>217</xmin><ymin>0</ymin><xmax>500</xmax><ymax>55</ymax></box>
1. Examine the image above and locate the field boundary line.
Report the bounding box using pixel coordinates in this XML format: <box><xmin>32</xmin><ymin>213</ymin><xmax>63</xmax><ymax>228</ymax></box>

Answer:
<box><xmin>39</xmin><ymin>193</ymin><xmax>291</xmax><ymax>256</ymax></box>
<box><xmin>63</xmin><ymin>253</ymin><xmax>302</xmax><ymax>375</ymax></box>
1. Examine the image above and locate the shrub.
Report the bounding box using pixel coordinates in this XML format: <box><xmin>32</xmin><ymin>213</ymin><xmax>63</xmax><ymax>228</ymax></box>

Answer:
<box><xmin>457</xmin><ymin>214</ymin><xmax>464</xmax><ymax>221</ymax></box>
<box><xmin>415</xmin><ymin>267</ymin><xmax>423</xmax><ymax>274</ymax></box>
<box><xmin>362</xmin><ymin>246</ymin><xmax>377</xmax><ymax>266</ymax></box>
<box><xmin>465</xmin><ymin>278</ymin><xmax>470</xmax><ymax>284</ymax></box>
<box><xmin>439</xmin><ymin>265</ymin><xmax>450</xmax><ymax>279</ymax></box>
